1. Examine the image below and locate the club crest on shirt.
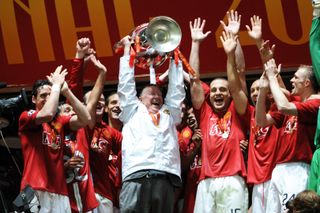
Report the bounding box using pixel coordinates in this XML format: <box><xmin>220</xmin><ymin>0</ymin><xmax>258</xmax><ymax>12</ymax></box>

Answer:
<box><xmin>163</xmin><ymin>109</ymin><xmax>170</xmax><ymax>115</ymax></box>
<box><xmin>27</xmin><ymin>110</ymin><xmax>36</xmax><ymax>116</ymax></box>
<box><xmin>182</xmin><ymin>128</ymin><xmax>192</xmax><ymax>139</ymax></box>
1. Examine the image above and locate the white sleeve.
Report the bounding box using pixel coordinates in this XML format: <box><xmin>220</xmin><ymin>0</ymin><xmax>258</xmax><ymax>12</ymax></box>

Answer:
<box><xmin>117</xmin><ymin>56</ymin><xmax>139</xmax><ymax>123</ymax></box>
<box><xmin>164</xmin><ymin>59</ymin><xmax>186</xmax><ymax>125</ymax></box>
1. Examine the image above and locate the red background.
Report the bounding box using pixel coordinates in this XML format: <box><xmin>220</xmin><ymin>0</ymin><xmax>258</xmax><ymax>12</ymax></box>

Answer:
<box><xmin>0</xmin><ymin>0</ymin><xmax>313</xmax><ymax>90</ymax></box>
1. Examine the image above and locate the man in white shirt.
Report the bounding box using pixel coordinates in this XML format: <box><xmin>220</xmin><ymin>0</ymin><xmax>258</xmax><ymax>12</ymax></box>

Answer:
<box><xmin>117</xmin><ymin>36</ymin><xmax>185</xmax><ymax>213</ymax></box>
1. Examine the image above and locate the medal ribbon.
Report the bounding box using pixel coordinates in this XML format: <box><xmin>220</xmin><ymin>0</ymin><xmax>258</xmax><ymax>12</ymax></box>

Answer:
<box><xmin>149</xmin><ymin>112</ymin><xmax>160</xmax><ymax>126</ymax></box>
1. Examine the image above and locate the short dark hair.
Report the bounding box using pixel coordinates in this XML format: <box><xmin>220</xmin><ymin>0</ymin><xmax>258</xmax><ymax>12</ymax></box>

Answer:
<box><xmin>31</xmin><ymin>79</ymin><xmax>51</xmax><ymax>97</ymax></box>
<box><xmin>106</xmin><ymin>91</ymin><xmax>118</xmax><ymax>105</ymax></box>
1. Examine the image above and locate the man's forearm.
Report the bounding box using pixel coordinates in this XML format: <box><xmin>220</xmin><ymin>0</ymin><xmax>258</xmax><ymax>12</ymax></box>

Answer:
<box><xmin>269</xmin><ymin>77</ymin><xmax>296</xmax><ymax>115</ymax></box>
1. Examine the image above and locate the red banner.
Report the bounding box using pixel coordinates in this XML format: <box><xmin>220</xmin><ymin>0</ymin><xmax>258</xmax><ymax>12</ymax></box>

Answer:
<box><xmin>0</xmin><ymin>0</ymin><xmax>313</xmax><ymax>88</ymax></box>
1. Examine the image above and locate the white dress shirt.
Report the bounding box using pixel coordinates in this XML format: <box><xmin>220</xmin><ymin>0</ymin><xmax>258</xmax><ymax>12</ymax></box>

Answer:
<box><xmin>118</xmin><ymin>55</ymin><xmax>185</xmax><ymax>180</ymax></box>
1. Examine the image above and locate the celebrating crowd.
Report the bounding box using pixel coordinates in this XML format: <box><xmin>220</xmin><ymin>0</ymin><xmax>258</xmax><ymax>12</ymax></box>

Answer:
<box><xmin>10</xmin><ymin>2</ymin><xmax>320</xmax><ymax>213</ymax></box>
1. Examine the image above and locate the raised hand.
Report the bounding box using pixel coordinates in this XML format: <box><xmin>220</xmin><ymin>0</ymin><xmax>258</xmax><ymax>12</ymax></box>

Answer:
<box><xmin>220</xmin><ymin>10</ymin><xmax>241</xmax><ymax>35</ymax></box>
<box><xmin>75</xmin><ymin>37</ymin><xmax>91</xmax><ymax>59</ymax></box>
<box><xmin>220</xmin><ymin>31</ymin><xmax>238</xmax><ymax>55</ymax></box>
<box><xmin>47</xmin><ymin>65</ymin><xmax>68</xmax><ymax>87</ymax></box>
<box><xmin>246</xmin><ymin>15</ymin><xmax>262</xmax><ymax>41</ymax></box>
<box><xmin>264</xmin><ymin>58</ymin><xmax>278</xmax><ymax>79</ymax></box>
<box><xmin>120</xmin><ymin>35</ymin><xmax>132</xmax><ymax>56</ymax></box>
<box><xmin>189</xmin><ymin>17</ymin><xmax>211</xmax><ymax>43</ymax></box>
<box><xmin>259</xmin><ymin>40</ymin><xmax>276</xmax><ymax>64</ymax></box>
<box><xmin>84</xmin><ymin>48</ymin><xmax>96</xmax><ymax>64</ymax></box>
<box><xmin>88</xmin><ymin>54</ymin><xmax>107</xmax><ymax>73</ymax></box>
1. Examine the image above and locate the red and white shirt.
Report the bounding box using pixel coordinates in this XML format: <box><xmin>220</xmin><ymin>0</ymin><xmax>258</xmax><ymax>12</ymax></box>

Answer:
<box><xmin>19</xmin><ymin>110</ymin><xmax>71</xmax><ymax>195</ymax></box>
<box><xmin>270</xmin><ymin>98</ymin><xmax>320</xmax><ymax>164</ymax></box>
<box><xmin>247</xmin><ymin>104</ymin><xmax>281</xmax><ymax>184</ymax></box>
<box><xmin>63</xmin><ymin>128</ymin><xmax>99</xmax><ymax>212</ymax></box>
<box><xmin>88</xmin><ymin>121</ymin><xmax>122</xmax><ymax>201</ymax></box>
<box><xmin>194</xmin><ymin>100</ymin><xmax>250</xmax><ymax>181</ymax></box>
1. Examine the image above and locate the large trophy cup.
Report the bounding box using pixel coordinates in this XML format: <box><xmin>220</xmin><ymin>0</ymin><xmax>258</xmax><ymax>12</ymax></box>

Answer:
<box><xmin>114</xmin><ymin>16</ymin><xmax>195</xmax><ymax>83</ymax></box>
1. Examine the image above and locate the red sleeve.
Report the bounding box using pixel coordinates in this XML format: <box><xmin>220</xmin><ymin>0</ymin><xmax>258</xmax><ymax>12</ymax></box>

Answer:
<box><xmin>237</xmin><ymin>101</ymin><xmax>252</xmax><ymax>130</ymax></box>
<box><xmin>269</xmin><ymin>104</ymin><xmax>285</xmax><ymax>129</ymax></box>
<box><xmin>194</xmin><ymin>100</ymin><xmax>209</xmax><ymax>125</ymax></box>
<box><xmin>294</xmin><ymin>99</ymin><xmax>320</xmax><ymax>124</ymax></box>
<box><xmin>19</xmin><ymin>110</ymin><xmax>39</xmax><ymax>131</ymax></box>
<box><xmin>201</xmin><ymin>81</ymin><xmax>210</xmax><ymax>98</ymax></box>
<box><xmin>52</xmin><ymin>115</ymin><xmax>72</xmax><ymax>136</ymax></box>
<box><xmin>289</xmin><ymin>95</ymin><xmax>301</xmax><ymax>102</ymax></box>
<box><xmin>68</xmin><ymin>58</ymin><xmax>84</xmax><ymax>101</ymax></box>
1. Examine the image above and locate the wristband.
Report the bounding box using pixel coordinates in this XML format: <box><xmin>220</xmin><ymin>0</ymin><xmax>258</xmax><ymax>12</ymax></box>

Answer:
<box><xmin>51</xmin><ymin>84</ymin><xmax>60</xmax><ymax>92</ymax></box>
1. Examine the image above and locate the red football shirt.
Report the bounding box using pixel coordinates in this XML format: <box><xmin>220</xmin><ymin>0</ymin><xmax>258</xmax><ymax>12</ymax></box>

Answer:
<box><xmin>194</xmin><ymin>100</ymin><xmax>250</xmax><ymax>181</ymax></box>
<box><xmin>19</xmin><ymin>110</ymin><xmax>71</xmax><ymax>195</ymax></box>
<box><xmin>270</xmin><ymin>99</ymin><xmax>320</xmax><ymax>164</ymax></box>
<box><xmin>247</xmin><ymin>104</ymin><xmax>281</xmax><ymax>184</ymax></box>
<box><xmin>63</xmin><ymin>128</ymin><xmax>99</xmax><ymax>212</ymax></box>
<box><xmin>88</xmin><ymin>121</ymin><xmax>122</xmax><ymax>201</ymax></box>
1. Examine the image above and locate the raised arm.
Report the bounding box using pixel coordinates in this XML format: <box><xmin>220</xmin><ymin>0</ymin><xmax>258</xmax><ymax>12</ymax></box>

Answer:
<box><xmin>165</xmin><ymin>59</ymin><xmax>186</xmax><ymax>124</ymax></box>
<box><xmin>68</xmin><ymin>38</ymin><xmax>92</xmax><ymax>100</ymax></box>
<box><xmin>61</xmin><ymin>81</ymin><xmax>91</xmax><ymax>131</ymax></box>
<box><xmin>246</xmin><ymin>15</ymin><xmax>263</xmax><ymax>50</ymax></box>
<box><xmin>265</xmin><ymin>59</ymin><xmax>297</xmax><ymax>115</ymax></box>
<box><xmin>221</xmin><ymin>10</ymin><xmax>247</xmax><ymax>95</ymax></box>
<box><xmin>117</xmin><ymin>36</ymin><xmax>139</xmax><ymax>123</ymax></box>
<box><xmin>157</xmin><ymin>69</ymin><xmax>191</xmax><ymax>86</ymax></box>
<box><xmin>255</xmin><ymin>73</ymin><xmax>275</xmax><ymax>127</ymax></box>
<box><xmin>189</xmin><ymin>18</ymin><xmax>211</xmax><ymax>109</ymax></box>
<box><xmin>189</xmin><ymin>17</ymin><xmax>211</xmax><ymax>78</ymax></box>
<box><xmin>220</xmin><ymin>31</ymin><xmax>248</xmax><ymax>115</ymax></box>
<box><xmin>85</xmin><ymin>55</ymin><xmax>107</xmax><ymax>129</ymax></box>
<box><xmin>35</xmin><ymin>66</ymin><xmax>67</xmax><ymax>124</ymax></box>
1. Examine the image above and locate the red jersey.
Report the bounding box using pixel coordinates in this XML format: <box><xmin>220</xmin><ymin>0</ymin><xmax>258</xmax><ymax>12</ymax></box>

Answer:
<box><xmin>63</xmin><ymin>128</ymin><xmax>99</xmax><ymax>212</ymax></box>
<box><xmin>194</xmin><ymin>100</ymin><xmax>250</xmax><ymax>180</ymax></box>
<box><xmin>19</xmin><ymin>110</ymin><xmax>71</xmax><ymax>195</ymax></box>
<box><xmin>88</xmin><ymin>121</ymin><xmax>122</xmax><ymax>201</ymax></box>
<box><xmin>247</xmin><ymin>104</ymin><xmax>281</xmax><ymax>184</ymax></box>
<box><xmin>177</xmin><ymin>127</ymin><xmax>202</xmax><ymax>213</ymax></box>
<box><xmin>68</xmin><ymin>58</ymin><xmax>84</xmax><ymax>101</ymax></box>
<box><xmin>270</xmin><ymin>99</ymin><xmax>320</xmax><ymax>164</ymax></box>
<box><xmin>107</xmin><ymin>153</ymin><xmax>120</xmax><ymax>207</ymax></box>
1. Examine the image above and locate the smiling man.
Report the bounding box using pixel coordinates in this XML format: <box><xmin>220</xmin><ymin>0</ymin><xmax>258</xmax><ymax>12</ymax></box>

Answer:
<box><xmin>104</xmin><ymin>92</ymin><xmax>122</xmax><ymax>131</ymax></box>
<box><xmin>117</xmin><ymin>36</ymin><xmax>185</xmax><ymax>213</ymax></box>
<box><xmin>256</xmin><ymin>60</ymin><xmax>320</xmax><ymax>212</ymax></box>
<box><xmin>188</xmin><ymin>14</ymin><xmax>250</xmax><ymax>212</ymax></box>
